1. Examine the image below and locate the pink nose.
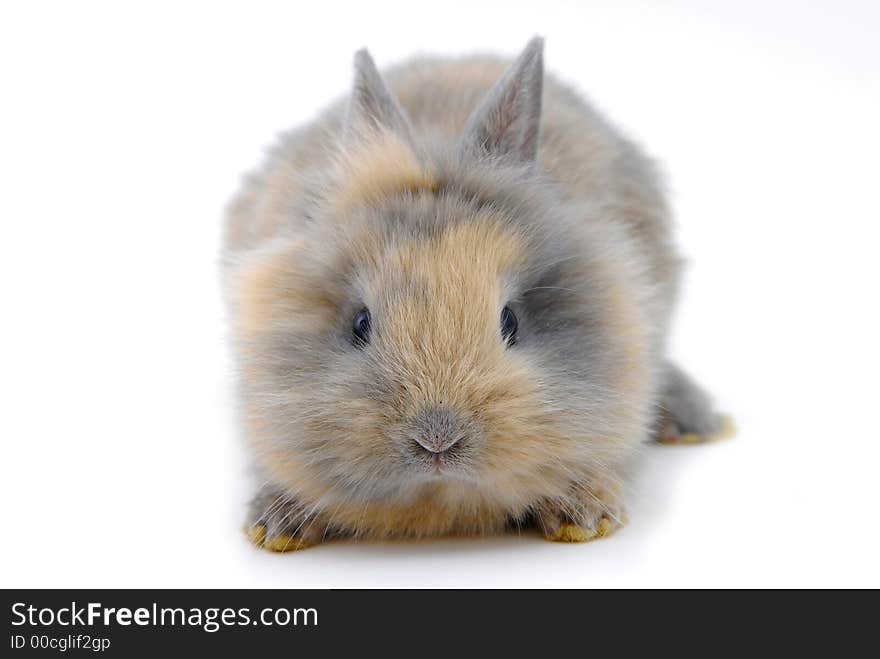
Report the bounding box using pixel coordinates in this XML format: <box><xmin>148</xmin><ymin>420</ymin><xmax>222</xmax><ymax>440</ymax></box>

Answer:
<box><xmin>413</xmin><ymin>432</ymin><xmax>463</xmax><ymax>454</ymax></box>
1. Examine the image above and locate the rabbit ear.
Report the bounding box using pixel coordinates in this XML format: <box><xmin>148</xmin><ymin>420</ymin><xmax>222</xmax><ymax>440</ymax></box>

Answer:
<box><xmin>460</xmin><ymin>37</ymin><xmax>544</xmax><ymax>163</ymax></box>
<box><xmin>347</xmin><ymin>49</ymin><xmax>412</xmax><ymax>141</ymax></box>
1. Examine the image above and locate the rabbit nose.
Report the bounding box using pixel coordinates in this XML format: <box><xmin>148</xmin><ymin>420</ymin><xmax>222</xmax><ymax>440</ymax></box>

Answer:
<box><xmin>412</xmin><ymin>407</ymin><xmax>466</xmax><ymax>453</ymax></box>
<box><xmin>414</xmin><ymin>432</ymin><xmax>463</xmax><ymax>454</ymax></box>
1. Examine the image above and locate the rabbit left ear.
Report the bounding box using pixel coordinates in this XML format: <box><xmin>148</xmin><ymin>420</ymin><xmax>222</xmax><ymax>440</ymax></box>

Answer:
<box><xmin>346</xmin><ymin>49</ymin><xmax>413</xmax><ymax>141</ymax></box>
<box><xmin>460</xmin><ymin>36</ymin><xmax>544</xmax><ymax>163</ymax></box>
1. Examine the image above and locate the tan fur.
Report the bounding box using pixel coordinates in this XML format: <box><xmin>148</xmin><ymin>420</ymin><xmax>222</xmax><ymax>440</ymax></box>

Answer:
<box><xmin>329</xmin><ymin>129</ymin><xmax>438</xmax><ymax>213</ymax></box>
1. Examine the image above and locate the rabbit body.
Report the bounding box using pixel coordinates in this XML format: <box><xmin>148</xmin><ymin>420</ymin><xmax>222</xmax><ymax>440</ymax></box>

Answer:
<box><xmin>223</xmin><ymin>39</ymin><xmax>721</xmax><ymax>548</ymax></box>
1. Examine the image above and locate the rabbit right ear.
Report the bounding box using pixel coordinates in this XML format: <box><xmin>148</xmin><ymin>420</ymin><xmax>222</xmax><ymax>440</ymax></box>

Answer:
<box><xmin>346</xmin><ymin>49</ymin><xmax>413</xmax><ymax>142</ymax></box>
<box><xmin>460</xmin><ymin>37</ymin><xmax>544</xmax><ymax>163</ymax></box>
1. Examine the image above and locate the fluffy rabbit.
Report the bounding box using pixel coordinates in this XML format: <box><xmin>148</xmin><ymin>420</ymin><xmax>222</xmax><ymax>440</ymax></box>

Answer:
<box><xmin>223</xmin><ymin>37</ymin><xmax>724</xmax><ymax>551</ymax></box>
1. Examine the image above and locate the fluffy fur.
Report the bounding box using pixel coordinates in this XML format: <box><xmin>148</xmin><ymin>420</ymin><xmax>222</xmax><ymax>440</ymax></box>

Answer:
<box><xmin>223</xmin><ymin>37</ymin><xmax>723</xmax><ymax>549</ymax></box>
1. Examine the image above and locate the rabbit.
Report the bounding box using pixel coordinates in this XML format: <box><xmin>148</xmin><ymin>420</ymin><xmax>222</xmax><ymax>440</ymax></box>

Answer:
<box><xmin>222</xmin><ymin>37</ymin><xmax>727</xmax><ymax>551</ymax></box>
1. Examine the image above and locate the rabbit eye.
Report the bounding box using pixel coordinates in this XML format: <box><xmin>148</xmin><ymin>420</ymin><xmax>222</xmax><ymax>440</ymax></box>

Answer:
<box><xmin>352</xmin><ymin>308</ymin><xmax>372</xmax><ymax>346</ymax></box>
<box><xmin>500</xmin><ymin>305</ymin><xmax>518</xmax><ymax>346</ymax></box>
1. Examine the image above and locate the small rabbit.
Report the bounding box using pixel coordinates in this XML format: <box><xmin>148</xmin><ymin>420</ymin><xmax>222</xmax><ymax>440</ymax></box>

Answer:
<box><xmin>223</xmin><ymin>37</ymin><xmax>726</xmax><ymax>551</ymax></box>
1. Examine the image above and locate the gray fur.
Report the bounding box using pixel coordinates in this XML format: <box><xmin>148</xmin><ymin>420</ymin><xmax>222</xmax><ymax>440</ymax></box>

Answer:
<box><xmin>461</xmin><ymin>36</ymin><xmax>544</xmax><ymax>162</ymax></box>
<box><xmin>659</xmin><ymin>362</ymin><xmax>723</xmax><ymax>438</ymax></box>
<box><xmin>348</xmin><ymin>49</ymin><xmax>413</xmax><ymax>141</ymax></box>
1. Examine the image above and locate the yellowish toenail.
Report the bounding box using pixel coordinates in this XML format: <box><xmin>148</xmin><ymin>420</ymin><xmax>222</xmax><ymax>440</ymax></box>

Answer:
<box><xmin>262</xmin><ymin>534</ymin><xmax>313</xmax><ymax>553</ymax></box>
<box><xmin>596</xmin><ymin>517</ymin><xmax>614</xmax><ymax>537</ymax></box>
<box><xmin>661</xmin><ymin>414</ymin><xmax>737</xmax><ymax>446</ymax></box>
<box><xmin>245</xmin><ymin>524</ymin><xmax>267</xmax><ymax>546</ymax></box>
<box><xmin>546</xmin><ymin>523</ymin><xmax>596</xmax><ymax>543</ymax></box>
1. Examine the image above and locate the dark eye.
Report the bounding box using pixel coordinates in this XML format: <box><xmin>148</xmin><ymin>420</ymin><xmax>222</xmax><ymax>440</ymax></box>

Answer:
<box><xmin>500</xmin><ymin>305</ymin><xmax>518</xmax><ymax>345</ymax></box>
<box><xmin>352</xmin><ymin>308</ymin><xmax>372</xmax><ymax>346</ymax></box>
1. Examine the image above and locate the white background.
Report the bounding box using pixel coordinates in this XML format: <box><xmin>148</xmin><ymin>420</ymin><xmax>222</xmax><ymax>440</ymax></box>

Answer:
<box><xmin>2</xmin><ymin>1</ymin><xmax>878</xmax><ymax>588</ymax></box>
